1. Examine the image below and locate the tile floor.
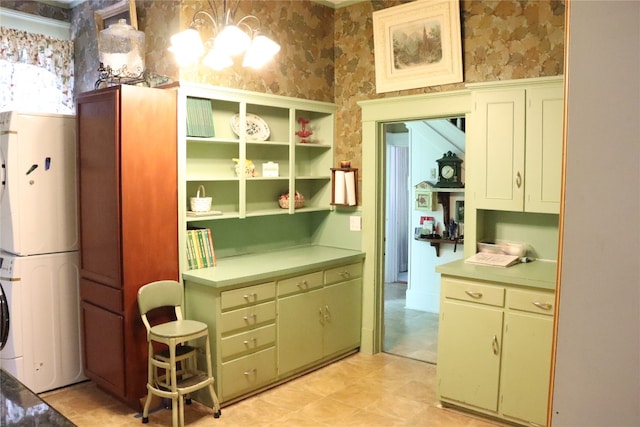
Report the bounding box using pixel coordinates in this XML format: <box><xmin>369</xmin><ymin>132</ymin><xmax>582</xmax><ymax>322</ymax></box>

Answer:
<box><xmin>384</xmin><ymin>281</ymin><xmax>439</xmax><ymax>364</ymax></box>
<box><xmin>41</xmin><ymin>352</ymin><xmax>502</xmax><ymax>427</ymax></box>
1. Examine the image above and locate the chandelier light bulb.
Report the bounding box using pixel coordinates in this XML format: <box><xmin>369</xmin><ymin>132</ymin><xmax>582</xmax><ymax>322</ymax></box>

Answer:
<box><xmin>168</xmin><ymin>28</ymin><xmax>204</xmax><ymax>66</ymax></box>
<box><xmin>202</xmin><ymin>46</ymin><xmax>234</xmax><ymax>70</ymax></box>
<box><xmin>215</xmin><ymin>25</ymin><xmax>251</xmax><ymax>57</ymax></box>
<box><xmin>243</xmin><ymin>35</ymin><xmax>281</xmax><ymax>69</ymax></box>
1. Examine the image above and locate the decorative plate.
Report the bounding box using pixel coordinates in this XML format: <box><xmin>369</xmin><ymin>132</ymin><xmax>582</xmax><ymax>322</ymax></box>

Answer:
<box><xmin>230</xmin><ymin>113</ymin><xmax>270</xmax><ymax>141</ymax></box>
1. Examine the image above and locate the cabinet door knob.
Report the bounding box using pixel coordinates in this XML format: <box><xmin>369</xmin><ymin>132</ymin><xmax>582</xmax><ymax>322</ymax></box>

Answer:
<box><xmin>243</xmin><ymin>368</ymin><xmax>257</xmax><ymax>376</ymax></box>
<box><xmin>465</xmin><ymin>290</ymin><xmax>483</xmax><ymax>299</ymax></box>
<box><xmin>532</xmin><ymin>301</ymin><xmax>553</xmax><ymax>310</ymax></box>
<box><xmin>318</xmin><ymin>307</ymin><xmax>325</xmax><ymax>324</ymax></box>
<box><xmin>324</xmin><ymin>305</ymin><xmax>331</xmax><ymax>321</ymax></box>
<box><xmin>492</xmin><ymin>335</ymin><xmax>500</xmax><ymax>355</ymax></box>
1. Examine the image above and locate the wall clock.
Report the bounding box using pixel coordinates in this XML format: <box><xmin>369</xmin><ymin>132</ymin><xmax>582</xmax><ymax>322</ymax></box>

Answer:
<box><xmin>436</xmin><ymin>151</ymin><xmax>464</xmax><ymax>188</ymax></box>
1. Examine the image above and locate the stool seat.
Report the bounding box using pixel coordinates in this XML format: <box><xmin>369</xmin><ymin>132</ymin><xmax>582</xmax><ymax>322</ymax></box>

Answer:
<box><xmin>150</xmin><ymin>320</ymin><xmax>208</xmax><ymax>339</ymax></box>
<box><xmin>137</xmin><ymin>280</ymin><xmax>221</xmax><ymax>427</ymax></box>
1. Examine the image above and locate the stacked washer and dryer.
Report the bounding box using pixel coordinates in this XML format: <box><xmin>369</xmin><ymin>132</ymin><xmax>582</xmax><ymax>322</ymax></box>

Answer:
<box><xmin>0</xmin><ymin>111</ymin><xmax>86</xmax><ymax>393</ymax></box>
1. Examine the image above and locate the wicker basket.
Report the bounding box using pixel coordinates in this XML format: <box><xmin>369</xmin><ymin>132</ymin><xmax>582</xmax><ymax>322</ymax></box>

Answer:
<box><xmin>190</xmin><ymin>185</ymin><xmax>212</xmax><ymax>212</ymax></box>
<box><xmin>278</xmin><ymin>191</ymin><xmax>304</xmax><ymax>209</ymax></box>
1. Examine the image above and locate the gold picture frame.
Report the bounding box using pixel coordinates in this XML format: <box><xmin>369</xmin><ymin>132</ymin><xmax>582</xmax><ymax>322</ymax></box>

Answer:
<box><xmin>373</xmin><ymin>0</ymin><xmax>463</xmax><ymax>93</ymax></box>
<box><xmin>94</xmin><ymin>0</ymin><xmax>138</xmax><ymax>37</ymax></box>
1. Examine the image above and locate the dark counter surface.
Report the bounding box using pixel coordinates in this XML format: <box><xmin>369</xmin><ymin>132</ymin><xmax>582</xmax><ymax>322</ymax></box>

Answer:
<box><xmin>1</xmin><ymin>369</ymin><xmax>75</xmax><ymax>426</ymax></box>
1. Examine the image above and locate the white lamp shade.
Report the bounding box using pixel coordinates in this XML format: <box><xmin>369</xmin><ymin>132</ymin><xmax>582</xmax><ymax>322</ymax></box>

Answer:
<box><xmin>169</xmin><ymin>28</ymin><xmax>204</xmax><ymax>66</ymax></box>
<box><xmin>242</xmin><ymin>35</ymin><xmax>281</xmax><ymax>69</ymax></box>
<box><xmin>202</xmin><ymin>46</ymin><xmax>234</xmax><ymax>70</ymax></box>
<box><xmin>214</xmin><ymin>25</ymin><xmax>251</xmax><ymax>56</ymax></box>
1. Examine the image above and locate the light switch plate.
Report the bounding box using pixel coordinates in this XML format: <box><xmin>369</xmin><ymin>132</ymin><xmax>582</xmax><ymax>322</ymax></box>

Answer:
<box><xmin>349</xmin><ymin>216</ymin><xmax>361</xmax><ymax>231</ymax></box>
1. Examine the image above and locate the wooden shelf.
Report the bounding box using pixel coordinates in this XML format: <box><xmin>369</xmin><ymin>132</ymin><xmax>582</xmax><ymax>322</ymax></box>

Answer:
<box><xmin>415</xmin><ymin>236</ymin><xmax>463</xmax><ymax>257</ymax></box>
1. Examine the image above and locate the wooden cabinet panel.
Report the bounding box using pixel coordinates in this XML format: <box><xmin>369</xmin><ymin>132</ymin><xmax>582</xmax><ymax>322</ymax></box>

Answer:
<box><xmin>81</xmin><ymin>302</ymin><xmax>125</xmax><ymax>395</ymax></box>
<box><xmin>77</xmin><ymin>85</ymin><xmax>178</xmax><ymax>410</ymax></box>
<box><xmin>77</xmin><ymin>90</ymin><xmax>121</xmax><ymax>289</ymax></box>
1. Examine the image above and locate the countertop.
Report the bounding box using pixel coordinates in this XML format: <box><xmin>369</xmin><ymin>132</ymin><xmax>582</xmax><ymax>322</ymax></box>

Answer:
<box><xmin>1</xmin><ymin>369</ymin><xmax>75</xmax><ymax>426</ymax></box>
<box><xmin>436</xmin><ymin>258</ymin><xmax>557</xmax><ymax>291</ymax></box>
<box><xmin>182</xmin><ymin>245</ymin><xmax>365</xmax><ymax>289</ymax></box>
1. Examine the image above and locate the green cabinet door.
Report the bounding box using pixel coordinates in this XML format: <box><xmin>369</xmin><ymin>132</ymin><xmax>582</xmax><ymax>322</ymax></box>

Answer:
<box><xmin>524</xmin><ymin>85</ymin><xmax>564</xmax><ymax>214</ymax></box>
<box><xmin>323</xmin><ymin>279</ymin><xmax>362</xmax><ymax>357</ymax></box>
<box><xmin>472</xmin><ymin>88</ymin><xmax>526</xmax><ymax>211</ymax></box>
<box><xmin>500</xmin><ymin>311</ymin><xmax>553</xmax><ymax>426</ymax></box>
<box><xmin>437</xmin><ymin>300</ymin><xmax>504</xmax><ymax>411</ymax></box>
<box><xmin>277</xmin><ymin>288</ymin><xmax>324</xmax><ymax>375</ymax></box>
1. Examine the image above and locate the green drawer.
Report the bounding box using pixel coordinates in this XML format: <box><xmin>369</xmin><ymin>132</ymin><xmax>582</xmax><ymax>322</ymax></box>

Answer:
<box><xmin>277</xmin><ymin>271</ymin><xmax>323</xmax><ymax>297</ymax></box>
<box><xmin>220</xmin><ymin>324</ymin><xmax>276</xmax><ymax>360</ymax></box>
<box><xmin>507</xmin><ymin>288</ymin><xmax>555</xmax><ymax>316</ymax></box>
<box><xmin>221</xmin><ymin>347</ymin><xmax>276</xmax><ymax>400</ymax></box>
<box><xmin>220</xmin><ymin>301</ymin><xmax>276</xmax><ymax>334</ymax></box>
<box><xmin>324</xmin><ymin>263</ymin><xmax>362</xmax><ymax>285</ymax></box>
<box><xmin>442</xmin><ymin>277</ymin><xmax>505</xmax><ymax>307</ymax></box>
<box><xmin>221</xmin><ymin>282</ymin><xmax>276</xmax><ymax>311</ymax></box>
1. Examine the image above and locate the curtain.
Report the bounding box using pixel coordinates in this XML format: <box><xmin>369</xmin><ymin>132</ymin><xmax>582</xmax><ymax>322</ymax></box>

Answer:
<box><xmin>385</xmin><ymin>145</ymin><xmax>410</xmax><ymax>283</ymax></box>
<box><xmin>0</xmin><ymin>27</ymin><xmax>74</xmax><ymax>113</ymax></box>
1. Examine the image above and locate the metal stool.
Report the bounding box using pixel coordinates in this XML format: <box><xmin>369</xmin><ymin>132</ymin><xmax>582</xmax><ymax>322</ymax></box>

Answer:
<box><xmin>137</xmin><ymin>280</ymin><xmax>221</xmax><ymax>426</ymax></box>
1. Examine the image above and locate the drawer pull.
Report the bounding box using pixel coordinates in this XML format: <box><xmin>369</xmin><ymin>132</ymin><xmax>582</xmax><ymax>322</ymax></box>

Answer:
<box><xmin>243</xmin><ymin>292</ymin><xmax>258</xmax><ymax>300</ymax></box>
<box><xmin>492</xmin><ymin>335</ymin><xmax>500</xmax><ymax>355</ymax></box>
<box><xmin>243</xmin><ymin>314</ymin><xmax>257</xmax><ymax>322</ymax></box>
<box><xmin>341</xmin><ymin>271</ymin><xmax>351</xmax><ymax>278</ymax></box>
<box><xmin>532</xmin><ymin>301</ymin><xmax>553</xmax><ymax>311</ymax></box>
<box><xmin>465</xmin><ymin>290</ymin><xmax>483</xmax><ymax>299</ymax></box>
<box><xmin>319</xmin><ymin>307</ymin><xmax>325</xmax><ymax>324</ymax></box>
<box><xmin>297</xmin><ymin>280</ymin><xmax>308</xmax><ymax>288</ymax></box>
<box><xmin>243</xmin><ymin>368</ymin><xmax>257</xmax><ymax>376</ymax></box>
<box><xmin>242</xmin><ymin>337</ymin><xmax>257</xmax><ymax>346</ymax></box>
<box><xmin>516</xmin><ymin>171</ymin><xmax>522</xmax><ymax>188</ymax></box>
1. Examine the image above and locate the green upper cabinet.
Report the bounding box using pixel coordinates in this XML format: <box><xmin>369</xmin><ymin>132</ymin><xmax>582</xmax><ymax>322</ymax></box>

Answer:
<box><xmin>468</xmin><ymin>77</ymin><xmax>563</xmax><ymax>214</ymax></box>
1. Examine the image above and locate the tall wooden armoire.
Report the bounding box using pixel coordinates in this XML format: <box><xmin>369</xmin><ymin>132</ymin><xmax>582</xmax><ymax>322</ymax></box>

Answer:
<box><xmin>77</xmin><ymin>84</ymin><xmax>178</xmax><ymax>410</ymax></box>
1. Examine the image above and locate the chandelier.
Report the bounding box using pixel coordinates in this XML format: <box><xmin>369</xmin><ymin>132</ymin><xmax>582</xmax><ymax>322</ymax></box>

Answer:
<box><xmin>169</xmin><ymin>0</ymin><xmax>281</xmax><ymax>70</ymax></box>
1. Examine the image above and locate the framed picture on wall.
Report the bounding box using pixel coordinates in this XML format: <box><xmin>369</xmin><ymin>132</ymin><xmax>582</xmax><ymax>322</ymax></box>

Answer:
<box><xmin>94</xmin><ymin>0</ymin><xmax>138</xmax><ymax>37</ymax></box>
<box><xmin>373</xmin><ymin>0</ymin><xmax>463</xmax><ymax>93</ymax></box>
<box><xmin>455</xmin><ymin>200</ymin><xmax>464</xmax><ymax>222</ymax></box>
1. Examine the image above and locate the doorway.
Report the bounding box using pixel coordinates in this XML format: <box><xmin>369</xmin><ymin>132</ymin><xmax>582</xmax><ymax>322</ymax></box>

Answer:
<box><xmin>382</xmin><ymin>117</ymin><xmax>465</xmax><ymax>364</ymax></box>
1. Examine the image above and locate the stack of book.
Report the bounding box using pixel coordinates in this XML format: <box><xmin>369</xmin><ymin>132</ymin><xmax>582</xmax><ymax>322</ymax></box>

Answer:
<box><xmin>186</xmin><ymin>228</ymin><xmax>217</xmax><ymax>269</ymax></box>
<box><xmin>186</xmin><ymin>97</ymin><xmax>215</xmax><ymax>137</ymax></box>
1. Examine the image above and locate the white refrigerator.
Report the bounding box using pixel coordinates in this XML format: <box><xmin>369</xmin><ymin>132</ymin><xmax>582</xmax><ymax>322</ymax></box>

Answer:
<box><xmin>0</xmin><ymin>111</ymin><xmax>86</xmax><ymax>393</ymax></box>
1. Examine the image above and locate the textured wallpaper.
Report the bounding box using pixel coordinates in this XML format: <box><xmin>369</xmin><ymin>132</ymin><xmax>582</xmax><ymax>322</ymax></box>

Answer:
<box><xmin>9</xmin><ymin>0</ymin><xmax>564</xmax><ymax>193</ymax></box>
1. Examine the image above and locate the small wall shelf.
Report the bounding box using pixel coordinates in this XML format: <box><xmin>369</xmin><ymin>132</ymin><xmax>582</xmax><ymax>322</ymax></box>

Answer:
<box><xmin>415</xmin><ymin>236</ymin><xmax>463</xmax><ymax>257</ymax></box>
<box><xmin>331</xmin><ymin>168</ymin><xmax>358</xmax><ymax>206</ymax></box>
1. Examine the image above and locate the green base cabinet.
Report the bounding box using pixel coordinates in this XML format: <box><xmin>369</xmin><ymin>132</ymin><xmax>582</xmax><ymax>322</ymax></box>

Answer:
<box><xmin>437</xmin><ymin>276</ymin><xmax>554</xmax><ymax>427</ymax></box>
<box><xmin>278</xmin><ymin>263</ymin><xmax>362</xmax><ymax>377</ymax></box>
<box><xmin>184</xmin><ymin>256</ymin><xmax>362</xmax><ymax>406</ymax></box>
